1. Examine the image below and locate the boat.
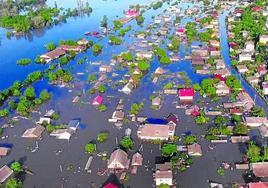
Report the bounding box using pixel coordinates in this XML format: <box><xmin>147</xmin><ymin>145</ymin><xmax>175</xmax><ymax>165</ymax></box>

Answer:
<box><xmin>85</xmin><ymin>32</ymin><xmax>91</xmax><ymax>36</ymax></box>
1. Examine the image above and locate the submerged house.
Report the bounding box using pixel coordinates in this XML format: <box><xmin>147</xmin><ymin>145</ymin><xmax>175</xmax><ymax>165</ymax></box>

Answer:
<box><xmin>243</xmin><ymin>117</ymin><xmax>268</xmax><ymax>127</ymax></box>
<box><xmin>250</xmin><ymin>162</ymin><xmax>268</xmax><ymax>178</ymax></box>
<box><xmin>0</xmin><ymin>147</ymin><xmax>10</xmax><ymax>157</ymax></box>
<box><xmin>0</xmin><ymin>165</ymin><xmax>13</xmax><ymax>184</ymax></box>
<box><xmin>187</xmin><ymin>143</ymin><xmax>202</xmax><ymax>156</ymax></box>
<box><xmin>155</xmin><ymin>162</ymin><xmax>173</xmax><ymax>186</ymax></box>
<box><xmin>137</xmin><ymin>122</ymin><xmax>176</xmax><ymax>141</ymax></box>
<box><xmin>122</xmin><ymin>83</ymin><xmax>134</xmax><ymax>95</ymax></box>
<box><xmin>131</xmin><ymin>152</ymin><xmax>143</xmax><ymax>174</ymax></box>
<box><xmin>22</xmin><ymin>125</ymin><xmax>45</xmax><ymax>139</ymax></box>
<box><xmin>92</xmin><ymin>95</ymin><xmax>103</xmax><ymax>106</ymax></box>
<box><xmin>50</xmin><ymin>129</ymin><xmax>74</xmax><ymax>140</ymax></box>
<box><xmin>178</xmin><ymin>88</ymin><xmax>194</xmax><ymax>101</ymax></box>
<box><xmin>40</xmin><ymin>48</ymin><xmax>66</xmax><ymax>63</ymax></box>
<box><xmin>68</xmin><ymin>119</ymin><xmax>80</xmax><ymax>131</ymax></box>
<box><xmin>107</xmin><ymin>149</ymin><xmax>130</xmax><ymax>172</ymax></box>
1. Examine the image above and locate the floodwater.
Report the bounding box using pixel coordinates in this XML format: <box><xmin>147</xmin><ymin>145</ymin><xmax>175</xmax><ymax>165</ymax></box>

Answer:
<box><xmin>0</xmin><ymin>0</ymin><xmax>254</xmax><ymax>187</ymax></box>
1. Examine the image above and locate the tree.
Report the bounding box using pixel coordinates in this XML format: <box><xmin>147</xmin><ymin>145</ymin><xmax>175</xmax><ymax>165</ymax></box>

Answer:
<box><xmin>39</xmin><ymin>89</ymin><xmax>51</xmax><ymax>101</ymax></box>
<box><xmin>137</xmin><ymin>60</ymin><xmax>150</xmax><ymax>71</ymax></box>
<box><xmin>88</xmin><ymin>74</ymin><xmax>96</xmax><ymax>82</ymax></box>
<box><xmin>46</xmin><ymin>42</ymin><xmax>56</xmax><ymax>51</ymax></box>
<box><xmin>247</xmin><ymin>142</ymin><xmax>261</xmax><ymax>163</ymax></box>
<box><xmin>231</xmin><ymin>114</ymin><xmax>241</xmax><ymax>123</ymax></box>
<box><xmin>98</xmin><ymin>85</ymin><xmax>106</xmax><ymax>93</ymax></box>
<box><xmin>92</xmin><ymin>44</ymin><xmax>103</xmax><ymax>55</ymax></box>
<box><xmin>161</xmin><ymin>144</ymin><xmax>177</xmax><ymax>157</ymax></box>
<box><xmin>84</xmin><ymin>143</ymin><xmax>96</xmax><ymax>154</ymax></box>
<box><xmin>120</xmin><ymin>137</ymin><xmax>134</xmax><ymax>149</ymax></box>
<box><xmin>11</xmin><ymin>161</ymin><xmax>23</xmax><ymax>172</ymax></box>
<box><xmin>214</xmin><ymin>115</ymin><xmax>227</xmax><ymax>125</ymax></box>
<box><xmin>98</xmin><ymin>105</ymin><xmax>107</xmax><ymax>112</ymax></box>
<box><xmin>263</xmin><ymin>147</ymin><xmax>268</xmax><ymax>161</ymax></box>
<box><xmin>16</xmin><ymin>58</ymin><xmax>31</xmax><ymax>65</ymax></box>
<box><xmin>96</xmin><ymin>132</ymin><xmax>108</xmax><ymax>143</ymax></box>
<box><xmin>0</xmin><ymin>109</ymin><xmax>9</xmax><ymax>117</ymax></box>
<box><xmin>199</xmin><ymin>31</ymin><xmax>211</xmax><ymax>42</ymax></box>
<box><xmin>250</xmin><ymin>106</ymin><xmax>266</xmax><ymax>117</ymax></box>
<box><xmin>101</xmin><ymin>15</ymin><xmax>108</xmax><ymax>28</ymax></box>
<box><xmin>24</xmin><ymin>87</ymin><xmax>35</xmax><ymax>99</ymax></box>
<box><xmin>59</xmin><ymin>56</ymin><xmax>69</xmax><ymax>65</ymax></box>
<box><xmin>159</xmin><ymin>184</ymin><xmax>170</xmax><ymax>188</ymax></box>
<box><xmin>184</xmin><ymin>135</ymin><xmax>197</xmax><ymax>145</ymax></box>
<box><xmin>5</xmin><ymin>178</ymin><xmax>22</xmax><ymax>188</ymax></box>
<box><xmin>136</xmin><ymin>15</ymin><xmax>145</xmax><ymax>25</ymax></box>
<box><xmin>233</xmin><ymin>123</ymin><xmax>248</xmax><ymax>135</ymax></box>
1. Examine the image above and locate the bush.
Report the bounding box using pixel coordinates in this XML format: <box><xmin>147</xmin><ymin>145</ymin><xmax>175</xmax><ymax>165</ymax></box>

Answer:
<box><xmin>120</xmin><ymin>137</ymin><xmax>134</xmax><ymax>149</ymax></box>
<box><xmin>16</xmin><ymin>58</ymin><xmax>31</xmax><ymax>65</ymax></box>
<box><xmin>46</xmin><ymin>42</ymin><xmax>56</xmax><ymax>51</ymax></box>
<box><xmin>97</xmin><ymin>132</ymin><xmax>108</xmax><ymax>143</ymax></box>
<box><xmin>11</xmin><ymin>161</ymin><xmax>23</xmax><ymax>172</ymax></box>
<box><xmin>85</xmin><ymin>143</ymin><xmax>96</xmax><ymax>154</ymax></box>
<box><xmin>39</xmin><ymin>89</ymin><xmax>52</xmax><ymax>101</ymax></box>
<box><xmin>161</xmin><ymin>143</ymin><xmax>177</xmax><ymax>157</ymax></box>
<box><xmin>0</xmin><ymin>109</ymin><xmax>9</xmax><ymax>118</ymax></box>
<box><xmin>184</xmin><ymin>135</ymin><xmax>197</xmax><ymax>145</ymax></box>
<box><xmin>5</xmin><ymin>178</ymin><xmax>22</xmax><ymax>188</ymax></box>
<box><xmin>98</xmin><ymin>105</ymin><xmax>107</xmax><ymax>112</ymax></box>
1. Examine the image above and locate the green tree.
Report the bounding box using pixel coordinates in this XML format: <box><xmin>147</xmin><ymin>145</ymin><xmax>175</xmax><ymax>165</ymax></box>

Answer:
<box><xmin>24</xmin><ymin>87</ymin><xmax>35</xmax><ymax>99</ymax></box>
<box><xmin>46</xmin><ymin>42</ymin><xmax>56</xmax><ymax>51</ymax></box>
<box><xmin>39</xmin><ymin>89</ymin><xmax>51</xmax><ymax>101</ymax></box>
<box><xmin>120</xmin><ymin>137</ymin><xmax>134</xmax><ymax>149</ymax></box>
<box><xmin>159</xmin><ymin>184</ymin><xmax>170</xmax><ymax>188</ymax></box>
<box><xmin>184</xmin><ymin>135</ymin><xmax>197</xmax><ymax>145</ymax></box>
<box><xmin>11</xmin><ymin>161</ymin><xmax>23</xmax><ymax>172</ymax></box>
<box><xmin>96</xmin><ymin>132</ymin><xmax>108</xmax><ymax>143</ymax></box>
<box><xmin>137</xmin><ymin>60</ymin><xmax>150</xmax><ymax>71</ymax></box>
<box><xmin>0</xmin><ymin>109</ymin><xmax>9</xmax><ymax>117</ymax></box>
<box><xmin>98</xmin><ymin>85</ymin><xmax>106</xmax><ymax>93</ymax></box>
<box><xmin>233</xmin><ymin>123</ymin><xmax>248</xmax><ymax>135</ymax></box>
<box><xmin>84</xmin><ymin>143</ymin><xmax>96</xmax><ymax>154</ymax></box>
<box><xmin>161</xmin><ymin>143</ymin><xmax>177</xmax><ymax>157</ymax></box>
<box><xmin>88</xmin><ymin>74</ymin><xmax>96</xmax><ymax>82</ymax></box>
<box><xmin>5</xmin><ymin>178</ymin><xmax>22</xmax><ymax>188</ymax></box>
<box><xmin>247</xmin><ymin>142</ymin><xmax>261</xmax><ymax>163</ymax></box>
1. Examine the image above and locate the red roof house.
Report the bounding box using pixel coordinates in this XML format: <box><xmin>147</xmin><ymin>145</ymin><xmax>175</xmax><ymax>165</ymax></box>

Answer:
<box><xmin>103</xmin><ymin>183</ymin><xmax>118</xmax><ymax>188</ymax></box>
<box><xmin>125</xmin><ymin>9</ymin><xmax>139</xmax><ymax>18</ymax></box>
<box><xmin>178</xmin><ymin>88</ymin><xmax>194</xmax><ymax>100</ymax></box>
<box><xmin>92</xmin><ymin>95</ymin><xmax>103</xmax><ymax>106</ymax></box>
<box><xmin>252</xmin><ymin>6</ymin><xmax>262</xmax><ymax>11</ymax></box>
<box><xmin>248</xmin><ymin>182</ymin><xmax>268</xmax><ymax>188</ymax></box>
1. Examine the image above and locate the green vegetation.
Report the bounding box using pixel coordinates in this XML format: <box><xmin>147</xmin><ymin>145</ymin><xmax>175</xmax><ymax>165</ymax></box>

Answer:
<box><xmin>101</xmin><ymin>15</ymin><xmax>108</xmax><ymax>28</ymax></box>
<box><xmin>163</xmin><ymin>82</ymin><xmax>173</xmax><ymax>90</ymax></box>
<box><xmin>130</xmin><ymin>102</ymin><xmax>144</xmax><ymax>115</ymax></box>
<box><xmin>16</xmin><ymin>58</ymin><xmax>31</xmax><ymax>65</ymax></box>
<box><xmin>121</xmin><ymin>51</ymin><xmax>133</xmax><ymax>62</ymax></box>
<box><xmin>92</xmin><ymin>44</ymin><xmax>103</xmax><ymax>55</ymax></box>
<box><xmin>136</xmin><ymin>15</ymin><xmax>145</xmax><ymax>25</ymax></box>
<box><xmin>155</xmin><ymin>47</ymin><xmax>171</xmax><ymax>65</ymax></box>
<box><xmin>152</xmin><ymin>1</ymin><xmax>163</xmax><ymax>9</ymax></box>
<box><xmin>167</xmin><ymin>36</ymin><xmax>180</xmax><ymax>52</ymax></box>
<box><xmin>233</xmin><ymin>123</ymin><xmax>248</xmax><ymax>135</ymax></box>
<box><xmin>59</xmin><ymin>56</ymin><xmax>69</xmax><ymax>65</ymax></box>
<box><xmin>0</xmin><ymin>7</ymin><xmax>60</xmax><ymax>32</ymax></box>
<box><xmin>214</xmin><ymin>115</ymin><xmax>228</xmax><ymax>126</ymax></box>
<box><xmin>161</xmin><ymin>143</ymin><xmax>177</xmax><ymax>157</ymax></box>
<box><xmin>98</xmin><ymin>85</ymin><xmax>106</xmax><ymax>93</ymax></box>
<box><xmin>225</xmin><ymin>75</ymin><xmax>242</xmax><ymax>91</ymax></box>
<box><xmin>97</xmin><ymin>132</ymin><xmax>108</xmax><ymax>143</ymax></box>
<box><xmin>120</xmin><ymin>137</ymin><xmax>134</xmax><ymax>149</ymax></box>
<box><xmin>84</xmin><ymin>143</ymin><xmax>96</xmax><ymax>154</ymax></box>
<box><xmin>184</xmin><ymin>135</ymin><xmax>197</xmax><ymax>145</ymax></box>
<box><xmin>88</xmin><ymin>74</ymin><xmax>96</xmax><ymax>82</ymax></box>
<box><xmin>39</xmin><ymin>89</ymin><xmax>51</xmax><ymax>102</ymax></box>
<box><xmin>118</xmin><ymin>26</ymin><xmax>131</xmax><ymax>36</ymax></box>
<box><xmin>208</xmin><ymin>126</ymin><xmax>231</xmax><ymax>136</ymax></box>
<box><xmin>109</xmin><ymin>35</ymin><xmax>122</xmax><ymax>45</ymax></box>
<box><xmin>137</xmin><ymin>60</ymin><xmax>150</xmax><ymax>71</ymax></box>
<box><xmin>217</xmin><ymin>167</ymin><xmax>225</xmax><ymax>176</ymax></box>
<box><xmin>199</xmin><ymin>31</ymin><xmax>211</xmax><ymax>42</ymax></box>
<box><xmin>159</xmin><ymin>184</ymin><xmax>170</xmax><ymax>188</ymax></box>
<box><xmin>247</xmin><ymin>142</ymin><xmax>261</xmax><ymax>162</ymax></box>
<box><xmin>0</xmin><ymin>109</ymin><xmax>9</xmax><ymax>118</ymax></box>
<box><xmin>47</xmin><ymin>68</ymin><xmax>73</xmax><ymax>83</ymax></box>
<box><xmin>185</xmin><ymin>22</ymin><xmax>197</xmax><ymax>42</ymax></box>
<box><xmin>194</xmin><ymin>112</ymin><xmax>209</xmax><ymax>125</ymax></box>
<box><xmin>113</xmin><ymin>20</ymin><xmax>123</xmax><ymax>31</ymax></box>
<box><xmin>250</xmin><ymin>106</ymin><xmax>266</xmax><ymax>117</ymax></box>
<box><xmin>11</xmin><ymin>161</ymin><xmax>23</xmax><ymax>172</ymax></box>
<box><xmin>98</xmin><ymin>105</ymin><xmax>107</xmax><ymax>112</ymax></box>
<box><xmin>5</xmin><ymin>178</ymin><xmax>22</xmax><ymax>188</ymax></box>
<box><xmin>46</xmin><ymin>42</ymin><xmax>56</xmax><ymax>51</ymax></box>
<box><xmin>46</xmin><ymin>124</ymin><xmax>65</xmax><ymax>133</ymax></box>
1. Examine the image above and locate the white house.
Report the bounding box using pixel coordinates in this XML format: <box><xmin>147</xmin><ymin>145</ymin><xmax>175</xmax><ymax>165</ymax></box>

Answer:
<box><xmin>122</xmin><ymin>83</ymin><xmax>134</xmax><ymax>95</ymax></box>
<box><xmin>155</xmin><ymin>162</ymin><xmax>173</xmax><ymax>186</ymax></box>
<box><xmin>239</xmin><ymin>53</ymin><xmax>252</xmax><ymax>62</ymax></box>
<box><xmin>263</xmin><ymin>83</ymin><xmax>268</xmax><ymax>95</ymax></box>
